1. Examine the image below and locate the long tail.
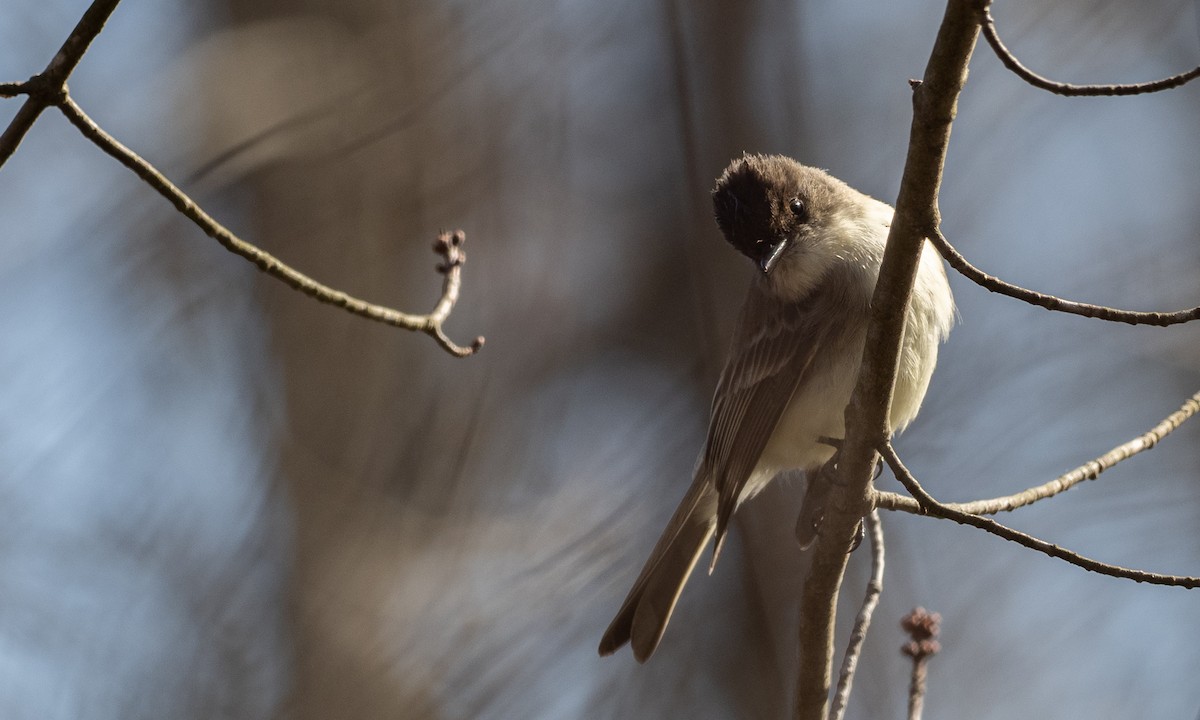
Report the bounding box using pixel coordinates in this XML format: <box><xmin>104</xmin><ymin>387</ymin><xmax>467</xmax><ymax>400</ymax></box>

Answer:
<box><xmin>598</xmin><ymin>479</ymin><xmax>717</xmax><ymax>662</ymax></box>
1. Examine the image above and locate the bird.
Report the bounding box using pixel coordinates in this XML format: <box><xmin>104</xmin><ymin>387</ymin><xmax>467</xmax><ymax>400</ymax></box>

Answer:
<box><xmin>598</xmin><ymin>153</ymin><xmax>954</xmax><ymax>662</ymax></box>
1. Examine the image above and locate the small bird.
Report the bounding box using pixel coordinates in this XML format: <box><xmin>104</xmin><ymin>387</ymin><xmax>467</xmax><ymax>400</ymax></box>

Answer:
<box><xmin>598</xmin><ymin>154</ymin><xmax>954</xmax><ymax>662</ymax></box>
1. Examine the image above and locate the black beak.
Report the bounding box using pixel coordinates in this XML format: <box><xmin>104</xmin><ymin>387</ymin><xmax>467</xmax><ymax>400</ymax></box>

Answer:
<box><xmin>758</xmin><ymin>238</ymin><xmax>789</xmax><ymax>274</ymax></box>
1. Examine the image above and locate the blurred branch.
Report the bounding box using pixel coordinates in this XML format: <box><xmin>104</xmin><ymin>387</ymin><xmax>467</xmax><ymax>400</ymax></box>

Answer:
<box><xmin>185</xmin><ymin>85</ymin><xmax>376</xmax><ymax>185</ymax></box>
<box><xmin>879</xmin><ymin>441</ymin><xmax>1200</xmax><ymax>588</ymax></box>
<box><xmin>662</xmin><ymin>0</ymin><xmax>720</xmax><ymax>372</ymax></box>
<box><xmin>900</xmin><ymin>608</ymin><xmax>941</xmax><ymax>720</ymax></box>
<box><xmin>793</xmin><ymin>1</ymin><xmax>981</xmax><ymax>718</ymax></box>
<box><xmin>980</xmin><ymin>3</ymin><xmax>1200</xmax><ymax>97</ymax></box>
<box><xmin>828</xmin><ymin>511</ymin><xmax>885</xmax><ymax>720</ymax></box>
<box><xmin>0</xmin><ymin>0</ymin><xmax>121</xmax><ymax>167</ymax></box>
<box><xmin>876</xmin><ymin>389</ymin><xmax>1200</xmax><ymax>515</ymax></box>
<box><xmin>0</xmin><ymin>0</ymin><xmax>483</xmax><ymax>357</ymax></box>
<box><xmin>929</xmin><ymin>227</ymin><xmax>1200</xmax><ymax>326</ymax></box>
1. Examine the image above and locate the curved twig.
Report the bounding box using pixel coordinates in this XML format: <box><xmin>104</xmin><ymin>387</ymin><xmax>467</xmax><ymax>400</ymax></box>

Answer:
<box><xmin>979</xmin><ymin>5</ymin><xmax>1200</xmax><ymax>97</ymax></box>
<box><xmin>828</xmin><ymin>511</ymin><xmax>885</xmax><ymax>720</ymax></box>
<box><xmin>876</xmin><ymin>390</ymin><xmax>1200</xmax><ymax>515</ymax></box>
<box><xmin>928</xmin><ymin>227</ymin><xmax>1200</xmax><ymax>326</ymax></box>
<box><xmin>879</xmin><ymin>442</ymin><xmax>1200</xmax><ymax>588</ymax></box>
<box><xmin>57</xmin><ymin>95</ymin><xmax>483</xmax><ymax>357</ymax></box>
<box><xmin>2</xmin><ymin>0</ymin><xmax>483</xmax><ymax>357</ymax></box>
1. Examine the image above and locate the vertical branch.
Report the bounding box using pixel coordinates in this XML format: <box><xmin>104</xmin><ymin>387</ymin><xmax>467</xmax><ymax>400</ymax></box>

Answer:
<box><xmin>793</xmin><ymin>1</ymin><xmax>981</xmax><ymax>717</ymax></box>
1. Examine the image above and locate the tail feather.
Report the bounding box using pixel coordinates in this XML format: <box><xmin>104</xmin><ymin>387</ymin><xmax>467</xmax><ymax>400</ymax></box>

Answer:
<box><xmin>629</xmin><ymin>516</ymin><xmax>715</xmax><ymax>661</ymax></box>
<box><xmin>598</xmin><ymin>481</ymin><xmax>717</xmax><ymax>661</ymax></box>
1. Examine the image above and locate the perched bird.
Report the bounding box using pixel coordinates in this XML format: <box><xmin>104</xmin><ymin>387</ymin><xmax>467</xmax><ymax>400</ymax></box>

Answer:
<box><xmin>598</xmin><ymin>154</ymin><xmax>954</xmax><ymax>662</ymax></box>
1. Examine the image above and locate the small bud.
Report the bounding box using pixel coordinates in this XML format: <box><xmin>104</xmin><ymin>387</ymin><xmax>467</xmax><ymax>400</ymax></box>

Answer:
<box><xmin>901</xmin><ymin>607</ymin><xmax>941</xmax><ymax>659</ymax></box>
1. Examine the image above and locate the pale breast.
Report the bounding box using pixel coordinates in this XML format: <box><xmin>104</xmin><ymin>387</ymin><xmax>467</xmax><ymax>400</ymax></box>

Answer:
<box><xmin>738</xmin><ymin>239</ymin><xmax>953</xmax><ymax>504</ymax></box>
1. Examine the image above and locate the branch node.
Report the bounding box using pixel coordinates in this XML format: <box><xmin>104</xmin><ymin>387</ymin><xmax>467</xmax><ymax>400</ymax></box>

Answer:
<box><xmin>23</xmin><ymin>73</ymin><xmax>67</xmax><ymax>106</ymax></box>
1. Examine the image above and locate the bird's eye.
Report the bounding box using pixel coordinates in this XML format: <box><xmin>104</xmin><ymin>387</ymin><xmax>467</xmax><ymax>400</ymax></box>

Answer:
<box><xmin>789</xmin><ymin>198</ymin><xmax>806</xmax><ymax>219</ymax></box>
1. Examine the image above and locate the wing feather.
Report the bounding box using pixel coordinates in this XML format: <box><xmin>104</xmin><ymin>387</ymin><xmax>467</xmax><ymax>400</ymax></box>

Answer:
<box><xmin>704</xmin><ymin>282</ymin><xmax>830</xmax><ymax>564</ymax></box>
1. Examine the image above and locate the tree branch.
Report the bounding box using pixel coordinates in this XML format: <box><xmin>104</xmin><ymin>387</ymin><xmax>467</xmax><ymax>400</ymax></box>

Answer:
<box><xmin>2</xmin><ymin>0</ymin><xmax>483</xmax><ymax>356</ymax></box>
<box><xmin>928</xmin><ymin>227</ymin><xmax>1200</xmax><ymax>326</ymax></box>
<box><xmin>876</xmin><ymin>389</ymin><xmax>1200</xmax><ymax>515</ymax></box>
<box><xmin>793</xmin><ymin>2</ymin><xmax>981</xmax><ymax>718</ymax></box>
<box><xmin>979</xmin><ymin>3</ymin><xmax>1200</xmax><ymax>97</ymax></box>
<box><xmin>828</xmin><ymin>511</ymin><xmax>885</xmax><ymax>720</ymax></box>
<box><xmin>0</xmin><ymin>0</ymin><xmax>122</xmax><ymax>168</ymax></box>
<box><xmin>879</xmin><ymin>441</ymin><xmax>1200</xmax><ymax>588</ymax></box>
<box><xmin>56</xmin><ymin>96</ymin><xmax>483</xmax><ymax>356</ymax></box>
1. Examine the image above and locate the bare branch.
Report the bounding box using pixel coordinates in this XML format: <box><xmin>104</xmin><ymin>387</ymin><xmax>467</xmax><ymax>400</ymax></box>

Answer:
<box><xmin>795</xmin><ymin>2</ymin><xmax>981</xmax><ymax>717</ymax></box>
<box><xmin>57</xmin><ymin>95</ymin><xmax>484</xmax><ymax>357</ymax></box>
<box><xmin>900</xmin><ymin>608</ymin><xmax>941</xmax><ymax>720</ymax></box>
<box><xmin>980</xmin><ymin>4</ymin><xmax>1200</xmax><ymax>96</ymax></box>
<box><xmin>876</xmin><ymin>389</ymin><xmax>1200</xmax><ymax>515</ymax></box>
<box><xmin>879</xmin><ymin>442</ymin><xmax>1200</xmax><ymax>588</ymax></box>
<box><xmin>828</xmin><ymin>511</ymin><xmax>885</xmax><ymax>720</ymax></box>
<box><xmin>0</xmin><ymin>0</ymin><xmax>122</xmax><ymax>168</ymax></box>
<box><xmin>928</xmin><ymin>227</ymin><xmax>1200</xmax><ymax>326</ymax></box>
<box><xmin>2</xmin><ymin>0</ymin><xmax>483</xmax><ymax>355</ymax></box>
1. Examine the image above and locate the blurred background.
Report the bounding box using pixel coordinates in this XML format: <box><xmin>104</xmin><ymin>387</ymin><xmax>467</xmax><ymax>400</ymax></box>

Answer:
<box><xmin>1</xmin><ymin>0</ymin><xmax>1198</xmax><ymax>718</ymax></box>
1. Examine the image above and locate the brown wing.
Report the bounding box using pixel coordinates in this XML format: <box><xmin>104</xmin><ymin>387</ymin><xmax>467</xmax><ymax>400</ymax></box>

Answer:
<box><xmin>704</xmin><ymin>281</ymin><xmax>829</xmax><ymax>566</ymax></box>
<box><xmin>598</xmin><ymin>279</ymin><xmax>834</xmax><ymax>660</ymax></box>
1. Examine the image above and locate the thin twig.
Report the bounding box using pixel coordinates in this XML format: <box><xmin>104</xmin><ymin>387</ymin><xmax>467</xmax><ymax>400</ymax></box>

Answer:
<box><xmin>876</xmin><ymin>390</ymin><xmax>1200</xmax><ymax>515</ymax></box>
<box><xmin>56</xmin><ymin>95</ymin><xmax>483</xmax><ymax>356</ymax></box>
<box><xmin>900</xmin><ymin>608</ymin><xmax>941</xmax><ymax>720</ymax></box>
<box><xmin>0</xmin><ymin>0</ymin><xmax>123</xmax><ymax>168</ymax></box>
<box><xmin>828</xmin><ymin>511</ymin><xmax>885</xmax><ymax>720</ymax></box>
<box><xmin>928</xmin><ymin>227</ymin><xmax>1200</xmax><ymax>326</ymax></box>
<box><xmin>979</xmin><ymin>4</ymin><xmax>1200</xmax><ymax>96</ymax></box>
<box><xmin>879</xmin><ymin>441</ymin><xmax>1200</xmax><ymax>588</ymax></box>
